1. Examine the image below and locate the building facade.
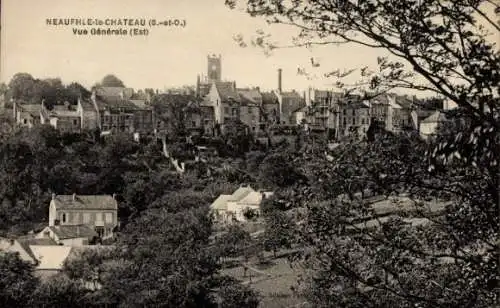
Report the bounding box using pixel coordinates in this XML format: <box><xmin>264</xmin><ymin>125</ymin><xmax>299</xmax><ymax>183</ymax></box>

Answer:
<box><xmin>48</xmin><ymin>193</ymin><xmax>119</xmax><ymax>239</ymax></box>
<box><xmin>339</xmin><ymin>100</ymin><xmax>371</xmax><ymax>139</ymax></box>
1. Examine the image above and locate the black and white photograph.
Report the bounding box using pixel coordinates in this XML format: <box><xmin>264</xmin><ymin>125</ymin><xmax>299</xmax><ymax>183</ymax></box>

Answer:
<box><xmin>0</xmin><ymin>0</ymin><xmax>498</xmax><ymax>307</ymax></box>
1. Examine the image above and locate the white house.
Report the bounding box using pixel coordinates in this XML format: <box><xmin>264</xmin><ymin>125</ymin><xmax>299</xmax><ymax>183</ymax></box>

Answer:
<box><xmin>419</xmin><ymin>110</ymin><xmax>448</xmax><ymax>140</ymax></box>
<box><xmin>210</xmin><ymin>185</ymin><xmax>273</xmax><ymax>223</ymax></box>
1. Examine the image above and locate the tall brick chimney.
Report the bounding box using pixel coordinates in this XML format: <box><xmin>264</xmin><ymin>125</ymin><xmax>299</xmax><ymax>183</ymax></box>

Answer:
<box><xmin>278</xmin><ymin>68</ymin><xmax>282</xmax><ymax>93</ymax></box>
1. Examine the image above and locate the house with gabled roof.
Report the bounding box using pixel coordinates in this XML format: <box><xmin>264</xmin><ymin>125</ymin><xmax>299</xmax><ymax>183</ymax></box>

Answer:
<box><xmin>12</xmin><ymin>101</ymin><xmax>42</xmax><ymax>128</ymax></box>
<box><xmin>419</xmin><ymin>110</ymin><xmax>449</xmax><ymax>140</ymax></box>
<box><xmin>45</xmin><ymin>193</ymin><xmax>119</xmax><ymax>240</ymax></box>
<box><xmin>91</xmin><ymin>86</ymin><xmax>154</xmax><ymax>134</ymax></box>
<box><xmin>0</xmin><ymin>235</ymin><xmax>58</xmax><ymax>264</ymax></box>
<box><xmin>238</xmin><ymin>88</ymin><xmax>262</xmax><ymax>133</ymax></box>
<box><xmin>206</xmin><ymin>81</ymin><xmax>241</xmax><ymax>128</ymax></box>
<box><xmin>37</xmin><ymin>224</ymin><xmax>98</xmax><ymax>246</ymax></box>
<box><xmin>40</xmin><ymin>101</ymin><xmax>82</xmax><ymax>133</ymax></box>
<box><xmin>210</xmin><ymin>185</ymin><xmax>273</xmax><ymax>223</ymax></box>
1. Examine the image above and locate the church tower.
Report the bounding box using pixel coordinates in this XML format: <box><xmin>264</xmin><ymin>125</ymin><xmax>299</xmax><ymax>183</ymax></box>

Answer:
<box><xmin>207</xmin><ymin>54</ymin><xmax>222</xmax><ymax>82</ymax></box>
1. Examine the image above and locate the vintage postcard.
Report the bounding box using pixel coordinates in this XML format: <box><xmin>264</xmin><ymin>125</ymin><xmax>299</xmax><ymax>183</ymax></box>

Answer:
<box><xmin>0</xmin><ymin>1</ymin><xmax>498</xmax><ymax>307</ymax></box>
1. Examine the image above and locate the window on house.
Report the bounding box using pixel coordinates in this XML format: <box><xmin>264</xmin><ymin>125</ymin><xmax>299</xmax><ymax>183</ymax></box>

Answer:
<box><xmin>191</xmin><ymin>121</ymin><xmax>196</xmax><ymax>127</ymax></box>
<box><xmin>23</xmin><ymin>119</ymin><xmax>27</xmax><ymax>124</ymax></box>
<box><xmin>352</xmin><ymin>109</ymin><xmax>355</xmax><ymax>116</ymax></box>
<box><xmin>83</xmin><ymin>213</ymin><xmax>90</xmax><ymax>224</ymax></box>
<box><xmin>105</xmin><ymin>213</ymin><xmax>113</xmax><ymax>224</ymax></box>
<box><xmin>343</xmin><ymin>118</ymin><xmax>346</xmax><ymax>126</ymax></box>
<box><xmin>343</xmin><ymin>109</ymin><xmax>346</xmax><ymax>115</ymax></box>
<box><xmin>73</xmin><ymin>119</ymin><xmax>78</xmax><ymax>125</ymax></box>
<box><xmin>361</xmin><ymin>118</ymin><xmax>365</xmax><ymax>125</ymax></box>
<box><xmin>353</xmin><ymin>118</ymin><xmax>356</xmax><ymax>125</ymax></box>
<box><xmin>96</xmin><ymin>212</ymin><xmax>103</xmax><ymax>222</ymax></box>
<box><xmin>62</xmin><ymin>213</ymin><xmax>66</xmax><ymax>223</ymax></box>
<box><xmin>224</xmin><ymin>107</ymin><xmax>229</xmax><ymax>114</ymax></box>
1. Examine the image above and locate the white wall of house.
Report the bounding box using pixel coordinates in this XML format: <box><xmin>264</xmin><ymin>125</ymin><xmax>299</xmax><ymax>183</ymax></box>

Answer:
<box><xmin>419</xmin><ymin>122</ymin><xmax>438</xmax><ymax>139</ymax></box>
<box><xmin>207</xmin><ymin>84</ymin><xmax>223</xmax><ymax>124</ymax></box>
<box><xmin>0</xmin><ymin>239</ymin><xmax>36</xmax><ymax>263</ymax></box>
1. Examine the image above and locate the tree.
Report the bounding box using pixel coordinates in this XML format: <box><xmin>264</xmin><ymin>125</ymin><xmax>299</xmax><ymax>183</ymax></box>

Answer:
<box><xmin>0</xmin><ymin>252</ymin><xmax>39</xmax><ymax>307</ymax></box>
<box><xmin>65</xmin><ymin>82</ymin><xmax>91</xmax><ymax>103</ymax></box>
<box><xmin>31</xmin><ymin>274</ymin><xmax>89</xmax><ymax>308</ymax></box>
<box><xmin>262</xmin><ymin>210</ymin><xmax>295</xmax><ymax>258</ymax></box>
<box><xmin>222</xmin><ymin>118</ymin><xmax>254</xmax><ymax>156</ymax></box>
<box><xmin>226</xmin><ymin>1</ymin><xmax>499</xmax><ymax>306</ymax></box>
<box><xmin>100</xmin><ymin>74</ymin><xmax>125</xmax><ymax>88</ymax></box>
<box><xmin>95</xmin><ymin>206</ymin><xmax>221</xmax><ymax>307</ymax></box>
<box><xmin>258</xmin><ymin>150</ymin><xmax>307</xmax><ymax>188</ymax></box>
<box><xmin>8</xmin><ymin>73</ymin><xmax>36</xmax><ymax>101</ymax></box>
<box><xmin>214</xmin><ymin>224</ymin><xmax>254</xmax><ymax>260</ymax></box>
<box><xmin>217</xmin><ymin>283</ymin><xmax>260</xmax><ymax>308</ymax></box>
<box><xmin>151</xmin><ymin>93</ymin><xmax>201</xmax><ymax>139</ymax></box>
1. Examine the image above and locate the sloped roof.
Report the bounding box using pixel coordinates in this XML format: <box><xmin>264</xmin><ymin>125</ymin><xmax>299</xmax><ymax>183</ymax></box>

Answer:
<box><xmin>18</xmin><ymin>104</ymin><xmax>42</xmax><ymax>117</ymax></box>
<box><xmin>229</xmin><ymin>186</ymin><xmax>255</xmax><ymax>201</ymax></box>
<box><xmin>95</xmin><ymin>98</ymin><xmax>140</xmax><ymax>111</ymax></box>
<box><xmin>130</xmin><ymin>99</ymin><xmax>150</xmax><ymax>109</ymax></box>
<box><xmin>52</xmin><ymin>195</ymin><xmax>118</xmax><ymax>210</ymax></box>
<box><xmin>238</xmin><ymin>191</ymin><xmax>273</xmax><ymax>205</ymax></box>
<box><xmin>396</xmin><ymin>96</ymin><xmax>414</xmax><ymax>109</ymax></box>
<box><xmin>343</xmin><ymin>101</ymin><xmax>370</xmax><ymax>109</ymax></box>
<box><xmin>48</xmin><ymin>225</ymin><xmax>98</xmax><ymax>240</ymax></box>
<box><xmin>261</xmin><ymin>92</ymin><xmax>279</xmax><ymax>105</ymax></box>
<box><xmin>17</xmin><ymin>237</ymin><xmax>58</xmax><ymax>260</ymax></box>
<box><xmin>49</xmin><ymin>105</ymin><xmax>80</xmax><ymax>118</ymax></box>
<box><xmin>79</xmin><ymin>99</ymin><xmax>96</xmax><ymax>111</ymax></box>
<box><xmin>198</xmin><ymin>83</ymin><xmax>212</xmax><ymax>97</ymax></box>
<box><xmin>237</xmin><ymin>88</ymin><xmax>262</xmax><ymax>104</ymax></box>
<box><xmin>414</xmin><ymin>109</ymin><xmax>435</xmax><ymax>121</ymax></box>
<box><xmin>30</xmin><ymin>245</ymin><xmax>73</xmax><ymax>270</ymax></box>
<box><xmin>214</xmin><ymin>82</ymin><xmax>240</xmax><ymax>102</ymax></box>
<box><xmin>95</xmin><ymin>87</ymin><xmax>134</xmax><ymax>100</ymax></box>
<box><xmin>210</xmin><ymin>194</ymin><xmax>232</xmax><ymax>211</ymax></box>
<box><xmin>421</xmin><ymin>110</ymin><xmax>448</xmax><ymax>124</ymax></box>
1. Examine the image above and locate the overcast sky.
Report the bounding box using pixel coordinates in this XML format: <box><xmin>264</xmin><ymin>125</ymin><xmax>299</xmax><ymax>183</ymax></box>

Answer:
<box><xmin>0</xmin><ymin>0</ymin><xmax>392</xmax><ymax>93</ymax></box>
<box><xmin>4</xmin><ymin>0</ymin><xmax>494</xmax><ymax>95</ymax></box>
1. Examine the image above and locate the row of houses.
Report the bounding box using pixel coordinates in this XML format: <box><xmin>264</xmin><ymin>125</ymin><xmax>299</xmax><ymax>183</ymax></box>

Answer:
<box><xmin>13</xmin><ymin>86</ymin><xmax>155</xmax><ymax>135</ymax></box>
<box><xmin>11</xmin><ymin>55</ymin><xmax>454</xmax><ymax>140</ymax></box>
<box><xmin>197</xmin><ymin>56</ymin><xmax>453</xmax><ymax>140</ymax></box>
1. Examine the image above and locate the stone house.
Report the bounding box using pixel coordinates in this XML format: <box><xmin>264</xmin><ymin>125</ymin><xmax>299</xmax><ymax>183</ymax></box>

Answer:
<box><xmin>40</xmin><ymin>101</ymin><xmax>81</xmax><ymax>133</ymax></box>
<box><xmin>339</xmin><ymin>100</ymin><xmax>371</xmax><ymax>139</ymax></box>
<box><xmin>77</xmin><ymin>98</ymin><xmax>100</xmax><ymax>130</ymax></box>
<box><xmin>91</xmin><ymin>86</ymin><xmax>154</xmax><ymax>134</ymax></box>
<box><xmin>47</xmin><ymin>193</ymin><xmax>119</xmax><ymax>239</ymax></box>
<box><xmin>13</xmin><ymin>101</ymin><xmax>41</xmax><ymax>128</ymax></box>
<box><xmin>206</xmin><ymin>81</ymin><xmax>240</xmax><ymax>128</ymax></box>
<box><xmin>237</xmin><ymin>88</ymin><xmax>262</xmax><ymax>133</ymax></box>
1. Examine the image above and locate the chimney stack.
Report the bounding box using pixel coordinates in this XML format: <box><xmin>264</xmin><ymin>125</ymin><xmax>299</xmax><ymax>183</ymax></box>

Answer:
<box><xmin>278</xmin><ymin>69</ymin><xmax>282</xmax><ymax>93</ymax></box>
<box><xmin>52</xmin><ymin>193</ymin><xmax>56</xmax><ymax>200</ymax></box>
<box><xmin>112</xmin><ymin>193</ymin><xmax>116</xmax><ymax>200</ymax></box>
<box><xmin>72</xmin><ymin>193</ymin><xmax>76</xmax><ymax>201</ymax></box>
